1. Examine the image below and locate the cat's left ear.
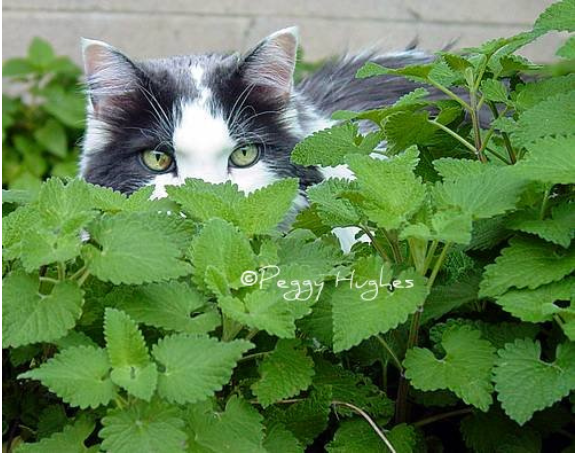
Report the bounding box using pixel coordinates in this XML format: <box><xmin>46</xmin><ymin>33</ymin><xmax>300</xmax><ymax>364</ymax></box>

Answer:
<box><xmin>239</xmin><ymin>27</ymin><xmax>299</xmax><ymax>103</ymax></box>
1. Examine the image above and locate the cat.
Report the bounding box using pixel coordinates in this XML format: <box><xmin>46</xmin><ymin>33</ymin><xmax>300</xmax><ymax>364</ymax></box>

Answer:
<box><xmin>80</xmin><ymin>27</ymin><xmax>433</xmax><ymax>249</ymax></box>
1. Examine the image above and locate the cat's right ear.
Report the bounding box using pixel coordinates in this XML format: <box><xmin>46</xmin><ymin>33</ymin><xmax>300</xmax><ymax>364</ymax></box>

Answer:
<box><xmin>81</xmin><ymin>39</ymin><xmax>139</xmax><ymax>116</ymax></box>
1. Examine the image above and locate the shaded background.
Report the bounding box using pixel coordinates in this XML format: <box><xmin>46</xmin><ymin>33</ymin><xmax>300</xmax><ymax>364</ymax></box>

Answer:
<box><xmin>3</xmin><ymin>0</ymin><xmax>565</xmax><ymax>64</ymax></box>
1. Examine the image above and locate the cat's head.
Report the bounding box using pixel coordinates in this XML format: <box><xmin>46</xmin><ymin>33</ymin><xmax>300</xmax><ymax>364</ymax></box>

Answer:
<box><xmin>80</xmin><ymin>27</ymin><xmax>322</xmax><ymax>196</ymax></box>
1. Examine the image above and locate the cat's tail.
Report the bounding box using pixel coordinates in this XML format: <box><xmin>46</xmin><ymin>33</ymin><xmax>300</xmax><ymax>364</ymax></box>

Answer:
<box><xmin>295</xmin><ymin>48</ymin><xmax>437</xmax><ymax>115</ymax></box>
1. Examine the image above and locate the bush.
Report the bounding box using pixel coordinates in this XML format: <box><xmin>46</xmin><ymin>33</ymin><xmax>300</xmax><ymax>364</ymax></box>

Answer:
<box><xmin>3</xmin><ymin>38</ymin><xmax>85</xmax><ymax>193</ymax></box>
<box><xmin>2</xmin><ymin>1</ymin><xmax>575</xmax><ymax>452</ymax></box>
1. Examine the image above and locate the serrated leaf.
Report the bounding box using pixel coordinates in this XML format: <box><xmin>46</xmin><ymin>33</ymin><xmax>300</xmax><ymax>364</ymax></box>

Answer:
<box><xmin>511</xmin><ymin>93</ymin><xmax>574</xmax><ymax>147</ymax></box>
<box><xmin>313</xmin><ymin>359</ymin><xmax>394</xmax><ymax>419</ymax></box>
<box><xmin>15</xmin><ymin>416</ymin><xmax>95</xmax><ymax>453</ymax></box>
<box><xmin>493</xmin><ymin>278</ymin><xmax>574</xmax><ymax>323</ymax></box>
<box><xmin>347</xmin><ymin>148</ymin><xmax>426</xmax><ymax>230</ymax></box>
<box><xmin>434</xmin><ymin>166</ymin><xmax>527</xmax><ymax>219</ymax></box>
<box><xmin>460</xmin><ymin>407</ymin><xmax>542</xmax><ymax>453</ymax></box>
<box><xmin>185</xmin><ymin>397</ymin><xmax>267</xmax><ymax>453</ymax></box>
<box><xmin>3</xmin><ymin>272</ymin><xmax>84</xmax><ymax>347</ymax></box>
<box><xmin>332</xmin><ymin>257</ymin><xmax>428</xmax><ymax>352</ymax></box>
<box><xmin>28</xmin><ymin>37</ymin><xmax>55</xmax><ymax>67</ymax></box>
<box><xmin>99</xmin><ymin>399</ymin><xmax>187</xmax><ymax>453</ymax></box>
<box><xmin>237</xmin><ymin>178</ymin><xmax>299</xmax><ymax>235</ymax></box>
<box><xmin>479</xmin><ymin>236</ymin><xmax>575</xmax><ymax>297</ymax></box>
<box><xmin>307</xmin><ymin>178</ymin><xmax>361</xmax><ymax>227</ymax></box>
<box><xmin>263</xmin><ymin>423</ymin><xmax>303</xmax><ymax>453</ymax></box>
<box><xmin>265</xmin><ymin>387</ymin><xmax>332</xmax><ymax>446</ymax></box>
<box><xmin>404</xmin><ymin>326</ymin><xmax>496</xmax><ymax>411</ymax></box>
<box><xmin>104</xmin><ymin>308</ymin><xmax>157</xmax><ymax>401</ymax></box>
<box><xmin>19</xmin><ymin>346</ymin><xmax>116</xmax><ymax>409</ymax></box>
<box><xmin>533</xmin><ymin>0</ymin><xmax>575</xmax><ymax>32</ymax></box>
<box><xmin>507</xmin><ymin>202</ymin><xmax>575</xmax><ymax>247</ymax></box>
<box><xmin>480</xmin><ymin>79</ymin><xmax>509</xmax><ymax>103</ymax></box>
<box><xmin>252</xmin><ymin>339</ymin><xmax>314</xmax><ymax>406</ymax></box>
<box><xmin>112</xmin><ymin>281</ymin><xmax>220</xmax><ymax>335</ymax></box>
<box><xmin>326</xmin><ymin>419</ymin><xmax>388</xmax><ymax>453</ymax></box>
<box><xmin>291</xmin><ymin>122</ymin><xmax>376</xmax><ymax>166</ymax></box>
<box><xmin>513</xmin><ymin>74</ymin><xmax>574</xmax><ymax>112</ymax></box>
<box><xmin>83</xmin><ymin>212</ymin><xmax>192</xmax><ymax>285</ymax></box>
<box><xmin>167</xmin><ymin>178</ymin><xmax>299</xmax><ymax>235</ymax></box>
<box><xmin>383</xmin><ymin>111</ymin><xmax>438</xmax><ymax>154</ymax></box>
<box><xmin>557</xmin><ymin>35</ymin><xmax>575</xmax><ymax>58</ymax></box>
<box><xmin>493</xmin><ymin>339</ymin><xmax>575</xmax><ymax>424</ymax></box>
<box><xmin>512</xmin><ymin>135</ymin><xmax>575</xmax><ymax>185</ymax></box>
<box><xmin>151</xmin><ymin>334</ymin><xmax>252</xmax><ymax>404</ymax></box>
<box><xmin>190</xmin><ymin>218</ymin><xmax>256</xmax><ymax>291</ymax></box>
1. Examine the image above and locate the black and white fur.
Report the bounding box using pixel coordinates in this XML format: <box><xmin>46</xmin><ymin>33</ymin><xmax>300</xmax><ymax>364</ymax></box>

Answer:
<box><xmin>80</xmin><ymin>27</ymin><xmax>433</xmax><ymax>248</ymax></box>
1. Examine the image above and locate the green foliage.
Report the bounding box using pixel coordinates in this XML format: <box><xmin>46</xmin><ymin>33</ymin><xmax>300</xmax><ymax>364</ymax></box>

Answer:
<box><xmin>3</xmin><ymin>38</ymin><xmax>84</xmax><ymax>192</ymax></box>
<box><xmin>3</xmin><ymin>3</ymin><xmax>575</xmax><ymax>451</ymax></box>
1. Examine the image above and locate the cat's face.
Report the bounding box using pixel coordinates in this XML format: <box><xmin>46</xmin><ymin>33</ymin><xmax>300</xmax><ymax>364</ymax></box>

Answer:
<box><xmin>80</xmin><ymin>28</ymin><xmax>321</xmax><ymax>196</ymax></box>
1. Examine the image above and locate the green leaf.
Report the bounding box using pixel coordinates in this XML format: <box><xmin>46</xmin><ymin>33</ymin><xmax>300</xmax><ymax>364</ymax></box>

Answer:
<box><xmin>513</xmin><ymin>74</ymin><xmax>574</xmax><ymax>112</ymax></box>
<box><xmin>190</xmin><ymin>218</ymin><xmax>256</xmax><ymax>291</ymax></box>
<box><xmin>493</xmin><ymin>339</ymin><xmax>575</xmax><ymax>424</ymax></box>
<box><xmin>185</xmin><ymin>397</ymin><xmax>267</xmax><ymax>453</ymax></box>
<box><xmin>507</xmin><ymin>202</ymin><xmax>575</xmax><ymax>247</ymax></box>
<box><xmin>326</xmin><ymin>419</ymin><xmax>388</xmax><ymax>453</ymax></box>
<box><xmin>511</xmin><ymin>93</ymin><xmax>575</xmax><ymax>147</ymax></box>
<box><xmin>347</xmin><ymin>148</ymin><xmax>426</xmax><ymax>230</ymax></box>
<box><xmin>512</xmin><ymin>135</ymin><xmax>575</xmax><ymax>185</ymax></box>
<box><xmin>307</xmin><ymin>179</ymin><xmax>362</xmax><ymax>227</ymax></box>
<box><xmin>3</xmin><ymin>58</ymin><xmax>35</xmax><ymax>77</ymax></box>
<box><xmin>219</xmin><ymin>264</ymin><xmax>318</xmax><ymax>338</ymax></box>
<box><xmin>151</xmin><ymin>334</ymin><xmax>252</xmax><ymax>404</ymax></box>
<box><xmin>479</xmin><ymin>236</ymin><xmax>575</xmax><ymax>297</ymax></box>
<box><xmin>533</xmin><ymin>0</ymin><xmax>575</xmax><ymax>32</ymax></box>
<box><xmin>3</xmin><ymin>272</ymin><xmax>84</xmax><ymax>347</ymax></box>
<box><xmin>28</xmin><ymin>37</ymin><xmax>55</xmax><ymax>67</ymax></box>
<box><xmin>112</xmin><ymin>281</ymin><xmax>220</xmax><ymax>335</ymax></box>
<box><xmin>15</xmin><ymin>416</ymin><xmax>95</xmax><ymax>453</ymax></box>
<box><xmin>313</xmin><ymin>359</ymin><xmax>394</xmax><ymax>419</ymax></box>
<box><xmin>42</xmin><ymin>86</ymin><xmax>86</xmax><ymax>129</ymax></box>
<box><xmin>168</xmin><ymin>178</ymin><xmax>299</xmax><ymax>235</ymax></box>
<box><xmin>83</xmin><ymin>212</ymin><xmax>192</xmax><ymax>285</ymax></box>
<box><xmin>33</xmin><ymin>119</ymin><xmax>68</xmax><ymax>157</ymax></box>
<box><xmin>383</xmin><ymin>111</ymin><xmax>438</xmax><ymax>154</ymax></box>
<box><xmin>265</xmin><ymin>387</ymin><xmax>332</xmax><ymax>446</ymax></box>
<box><xmin>434</xmin><ymin>166</ymin><xmax>527</xmax><ymax>219</ymax></box>
<box><xmin>237</xmin><ymin>178</ymin><xmax>299</xmax><ymax>235</ymax></box>
<box><xmin>252</xmin><ymin>339</ymin><xmax>315</xmax><ymax>406</ymax></box>
<box><xmin>100</xmin><ymin>399</ymin><xmax>187</xmax><ymax>453</ymax></box>
<box><xmin>493</xmin><ymin>278</ymin><xmax>574</xmax><ymax>323</ymax></box>
<box><xmin>401</xmin><ymin>209</ymin><xmax>473</xmax><ymax>245</ymax></box>
<box><xmin>263</xmin><ymin>423</ymin><xmax>303</xmax><ymax>453</ymax></box>
<box><xmin>404</xmin><ymin>326</ymin><xmax>496</xmax><ymax>411</ymax></box>
<box><xmin>557</xmin><ymin>35</ymin><xmax>575</xmax><ymax>59</ymax></box>
<box><xmin>19</xmin><ymin>345</ymin><xmax>116</xmax><ymax>409</ymax></box>
<box><xmin>332</xmin><ymin>257</ymin><xmax>428</xmax><ymax>352</ymax></box>
<box><xmin>480</xmin><ymin>79</ymin><xmax>509</xmax><ymax>103</ymax></box>
<box><xmin>104</xmin><ymin>308</ymin><xmax>157</xmax><ymax>401</ymax></box>
<box><xmin>291</xmin><ymin>122</ymin><xmax>377</xmax><ymax>166</ymax></box>
<box><xmin>460</xmin><ymin>407</ymin><xmax>542</xmax><ymax>453</ymax></box>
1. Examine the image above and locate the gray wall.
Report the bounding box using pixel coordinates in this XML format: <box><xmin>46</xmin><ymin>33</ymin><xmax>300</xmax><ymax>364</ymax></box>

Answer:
<box><xmin>3</xmin><ymin>0</ymin><xmax>565</xmax><ymax>66</ymax></box>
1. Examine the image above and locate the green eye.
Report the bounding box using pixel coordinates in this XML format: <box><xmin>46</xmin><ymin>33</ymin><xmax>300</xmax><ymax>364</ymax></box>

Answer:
<box><xmin>141</xmin><ymin>150</ymin><xmax>173</xmax><ymax>172</ymax></box>
<box><xmin>229</xmin><ymin>145</ymin><xmax>260</xmax><ymax>168</ymax></box>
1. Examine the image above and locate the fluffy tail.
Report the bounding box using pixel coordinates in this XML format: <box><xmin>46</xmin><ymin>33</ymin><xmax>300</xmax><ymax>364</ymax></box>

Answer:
<box><xmin>296</xmin><ymin>49</ymin><xmax>435</xmax><ymax>115</ymax></box>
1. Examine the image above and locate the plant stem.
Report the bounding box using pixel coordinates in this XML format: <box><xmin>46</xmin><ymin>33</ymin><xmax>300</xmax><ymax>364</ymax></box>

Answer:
<box><xmin>540</xmin><ymin>186</ymin><xmax>551</xmax><ymax>220</ymax></box>
<box><xmin>395</xmin><ymin>242</ymin><xmax>452</xmax><ymax>423</ymax></box>
<box><xmin>429</xmin><ymin>80</ymin><xmax>472</xmax><ymax>111</ymax></box>
<box><xmin>238</xmin><ymin>351</ymin><xmax>270</xmax><ymax>363</ymax></box>
<box><xmin>39</xmin><ymin>276</ymin><xmax>59</xmax><ymax>284</ymax></box>
<box><xmin>484</xmin><ymin>147</ymin><xmax>511</xmax><ymax>164</ymax></box>
<box><xmin>57</xmin><ymin>262</ymin><xmax>65</xmax><ymax>281</ymax></box>
<box><xmin>469</xmin><ymin>93</ymin><xmax>487</xmax><ymax>163</ymax></box>
<box><xmin>222</xmin><ymin>315</ymin><xmax>243</xmax><ymax>341</ymax></box>
<box><xmin>376</xmin><ymin>335</ymin><xmax>403</xmax><ymax>371</ymax></box>
<box><xmin>428</xmin><ymin>120</ymin><xmax>477</xmax><ymax>155</ymax></box>
<box><xmin>332</xmin><ymin>401</ymin><xmax>397</xmax><ymax>453</ymax></box>
<box><xmin>487</xmin><ymin>101</ymin><xmax>516</xmax><ymax>163</ymax></box>
<box><xmin>361</xmin><ymin>225</ymin><xmax>391</xmax><ymax>264</ymax></box>
<box><xmin>383</xmin><ymin>230</ymin><xmax>403</xmax><ymax>263</ymax></box>
<box><xmin>422</xmin><ymin>240</ymin><xmax>439</xmax><ymax>276</ymax></box>
<box><xmin>413</xmin><ymin>408</ymin><xmax>473</xmax><ymax>427</ymax></box>
<box><xmin>77</xmin><ymin>269</ymin><xmax>91</xmax><ymax>287</ymax></box>
<box><xmin>70</xmin><ymin>265</ymin><xmax>87</xmax><ymax>281</ymax></box>
<box><xmin>245</xmin><ymin>328</ymin><xmax>260</xmax><ymax>341</ymax></box>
